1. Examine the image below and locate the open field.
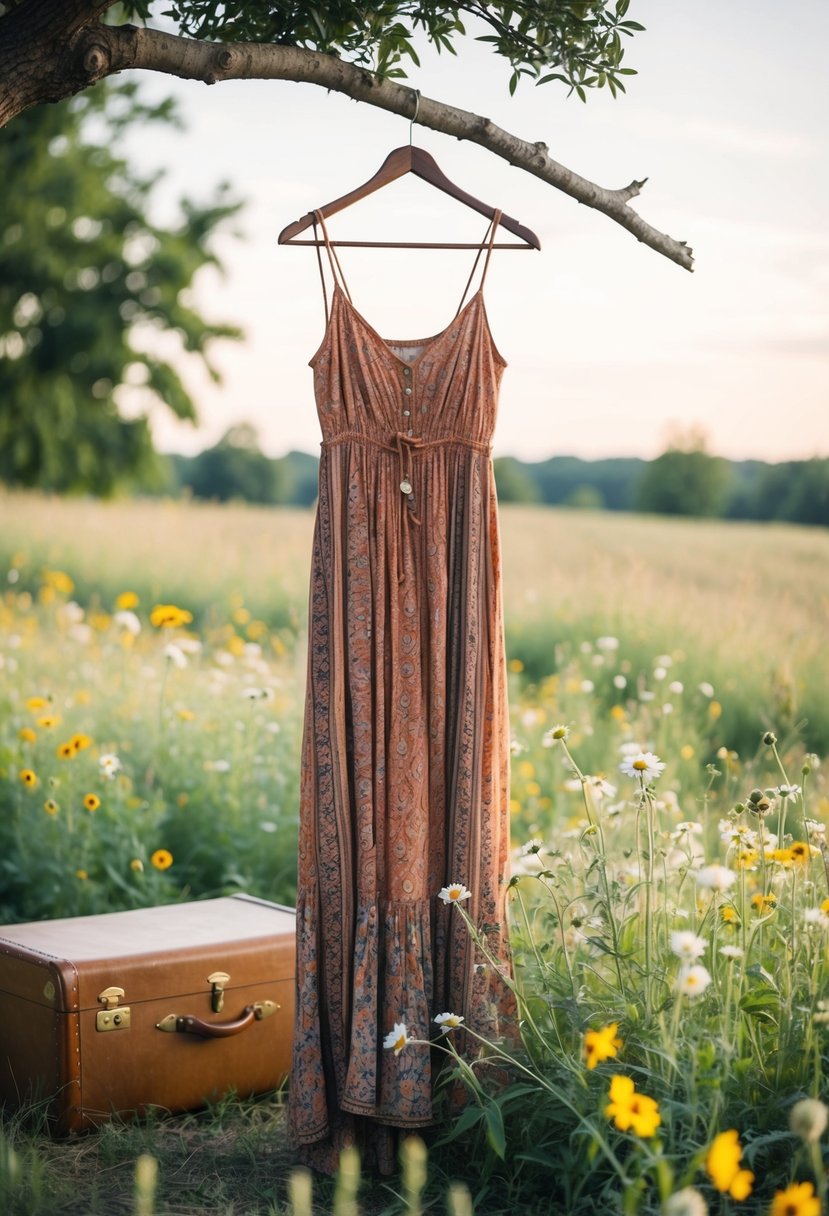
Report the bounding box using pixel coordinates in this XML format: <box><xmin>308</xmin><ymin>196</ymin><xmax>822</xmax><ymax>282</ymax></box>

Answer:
<box><xmin>1</xmin><ymin>491</ymin><xmax>828</xmax><ymax>1214</ymax></box>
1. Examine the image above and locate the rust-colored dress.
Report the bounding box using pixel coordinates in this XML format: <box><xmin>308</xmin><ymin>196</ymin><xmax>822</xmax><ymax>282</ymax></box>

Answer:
<box><xmin>287</xmin><ymin>210</ymin><xmax>517</xmax><ymax>1174</ymax></box>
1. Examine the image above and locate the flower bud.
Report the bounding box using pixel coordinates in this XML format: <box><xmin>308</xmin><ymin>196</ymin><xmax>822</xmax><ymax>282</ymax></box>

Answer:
<box><xmin>789</xmin><ymin>1097</ymin><xmax>828</xmax><ymax>1144</ymax></box>
<box><xmin>762</xmin><ymin>731</ymin><xmax>777</xmax><ymax>746</ymax></box>
<box><xmin>748</xmin><ymin>789</ymin><xmax>763</xmax><ymax>804</ymax></box>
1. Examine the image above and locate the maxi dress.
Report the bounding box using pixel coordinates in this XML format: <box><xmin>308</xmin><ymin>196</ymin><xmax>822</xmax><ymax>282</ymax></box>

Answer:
<box><xmin>287</xmin><ymin>210</ymin><xmax>518</xmax><ymax>1175</ymax></box>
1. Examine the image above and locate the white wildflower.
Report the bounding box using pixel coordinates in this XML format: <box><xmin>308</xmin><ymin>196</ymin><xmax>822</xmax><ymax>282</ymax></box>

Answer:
<box><xmin>670</xmin><ymin>931</ymin><xmax>707</xmax><ymax>961</ymax></box>
<box><xmin>383</xmin><ymin>1022</ymin><xmax>411</xmax><ymax>1055</ymax></box>
<box><xmin>433</xmin><ymin>1012</ymin><xmax>464</xmax><ymax>1034</ymax></box>
<box><xmin>776</xmin><ymin>784</ymin><xmax>802</xmax><ymax>800</ymax></box>
<box><xmin>98</xmin><ymin>753</ymin><xmax>122</xmax><ymax>779</ymax></box>
<box><xmin>676</xmin><ymin>965</ymin><xmax>712</xmax><ymax>997</ymax></box>
<box><xmin>613</xmin><ymin>674</ymin><xmax>627</xmax><ymax>690</ymax></box>
<box><xmin>619</xmin><ymin>751</ymin><xmax>666</xmax><ymax>782</ymax></box>
<box><xmin>663</xmin><ymin>1186</ymin><xmax>709</xmax><ymax>1216</ymax></box>
<box><xmin>719</xmin><ymin>945</ymin><xmax>744</xmax><ymax>960</ymax></box>
<box><xmin>438</xmin><ymin>883</ymin><xmax>471</xmax><ymax>905</ymax></box>
<box><xmin>596</xmin><ymin>635</ymin><xmax>619</xmax><ymax>650</ymax></box>
<box><xmin>668</xmin><ymin>681</ymin><xmax>684</xmax><ymax>695</ymax></box>
<box><xmin>542</xmin><ymin>724</ymin><xmax>569</xmax><ymax>746</ymax></box>
<box><xmin>164</xmin><ymin>643</ymin><xmax>187</xmax><ymax>669</ymax></box>
<box><xmin>695</xmin><ymin>864</ymin><xmax>737</xmax><ymax>892</ymax></box>
<box><xmin>114</xmin><ymin>610</ymin><xmax>141</xmax><ymax>636</ymax></box>
<box><xmin>698</xmin><ymin>682</ymin><xmax>715</xmax><ymax>698</ymax></box>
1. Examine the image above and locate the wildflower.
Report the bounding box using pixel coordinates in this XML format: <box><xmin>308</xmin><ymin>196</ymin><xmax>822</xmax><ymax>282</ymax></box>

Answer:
<box><xmin>42</xmin><ymin>569</ymin><xmax>74</xmax><ymax>595</ymax></box>
<box><xmin>771</xmin><ymin>848</ymin><xmax>794</xmax><ymax>865</ymax></box>
<box><xmin>177</xmin><ymin>708</ymin><xmax>196</xmax><ymax>721</ymax></box>
<box><xmin>789</xmin><ymin>1098</ymin><xmax>828</xmax><ymax>1144</ymax></box>
<box><xmin>542</xmin><ymin>724</ymin><xmax>570</xmax><ymax>746</ymax></box>
<box><xmin>83</xmin><ymin>793</ymin><xmax>101</xmax><ymax>812</ymax></box>
<box><xmin>71</xmin><ymin>733</ymin><xmax>93</xmax><ymax>752</ymax></box>
<box><xmin>99</xmin><ymin>753</ymin><xmax>122</xmax><ymax>779</ymax></box>
<box><xmin>115</xmin><ymin>591</ymin><xmax>139</xmax><ymax>610</ymax></box>
<box><xmin>705</xmin><ymin>1129</ymin><xmax>754</xmax><ymax>1200</ymax></box>
<box><xmin>699</xmin><ymin>682</ymin><xmax>714</xmax><ymax>698</ymax></box>
<box><xmin>508</xmin><ymin>658</ymin><xmax>524</xmax><ymax>673</ymax></box>
<box><xmin>806</xmin><ymin>820</ymin><xmax>826</xmax><ymax>843</ymax></box>
<box><xmin>150</xmin><ymin>604</ymin><xmax>193</xmax><ymax>629</ymax></box>
<box><xmin>719</xmin><ymin>945</ymin><xmax>743</xmax><ymax>960</ymax></box>
<box><xmin>36</xmin><ymin>714</ymin><xmax>60</xmax><ymax>729</ymax></box>
<box><xmin>708</xmin><ymin>700</ymin><xmax>722</xmax><ymax>720</ymax></box>
<box><xmin>26</xmin><ymin>696</ymin><xmax>49</xmax><ymax>712</ymax></box>
<box><xmin>762</xmin><ymin>731</ymin><xmax>778</xmax><ymax>746</ymax></box>
<box><xmin>822</xmin><ymin>898</ymin><xmax>829</xmax><ymax>916</ymax></box>
<box><xmin>734</xmin><ymin>849</ymin><xmax>758</xmax><ymax>870</ymax></box>
<box><xmin>586</xmin><ymin>775</ymin><xmax>617</xmax><ymax>800</ymax></box>
<box><xmin>438</xmin><ymin>883</ymin><xmax>471</xmax><ymax>905</ymax></box>
<box><xmin>804</xmin><ymin>908</ymin><xmax>829</xmax><ymax>930</ymax></box>
<box><xmin>695</xmin><ymin>864</ymin><xmax>737</xmax><ymax>892</ymax></box>
<box><xmin>790</xmin><ymin>841</ymin><xmax>812</xmax><ymax>864</ymax></box>
<box><xmin>596</xmin><ymin>635</ymin><xmax>619</xmax><ymax>650</ymax></box>
<box><xmin>769</xmin><ymin>1181</ymin><xmax>820</xmax><ymax>1216</ymax></box>
<box><xmin>613</xmin><ymin>674</ymin><xmax>627</xmax><ymax>690</ymax></box>
<box><xmin>669</xmin><ymin>680</ymin><xmax>684</xmax><ymax>695</ymax></box>
<box><xmin>44</xmin><ymin>799</ymin><xmax>59</xmax><ymax>815</ymax></box>
<box><xmin>151</xmin><ymin>849</ymin><xmax>173</xmax><ymax>871</ymax></box>
<box><xmin>751</xmin><ymin>892</ymin><xmax>777</xmax><ymax>913</ymax></box>
<box><xmin>204</xmin><ymin>758</ymin><xmax>231</xmax><ymax>773</ymax></box>
<box><xmin>670</xmin><ymin>931</ymin><xmax>707</xmax><ymax>962</ymax></box>
<box><xmin>662</xmin><ymin>1188</ymin><xmax>708</xmax><ymax>1216</ymax></box>
<box><xmin>56</xmin><ymin>741</ymin><xmax>75</xmax><ymax>759</ymax></box>
<box><xmin>19</xmin><ymin>768</ymin><xmax>37</xmax><ymax>788</ymax></box>
<box><xmin>619</xmin><ymin>751</ymin><xmax>666</xmax><ymax>782</ymax></box>
<box><xmin>383</xmin><ymin>1022</ymin><xmax>411</xmax><ymax>1055</ymax></box>
<box><xmin>583</xmin><ymin>1023</ymin><xmax>622</xmax><ymax>1070</ymax></box>
<box><xmin>433</xmin><ymin>1012</ymin><xmax>464</xmax><ymax>1034</ymax></box>
<box><xmin>721</xmin><ymin>906</ymin><xmax>739</xmax><ymax>925</ymax></box>
<box><xmin>777</xmin><ymin>784</ymin><xmax>802</xmax><ymax>800</ymax></box>
<box><xmin>18</xmin><ymin>726</ymin><xmax>37</xmax><ymax>743</ymax></box>
<box><xmin>75</xmin><ymin>869</ymin><xmax>88</xmax><ymax>881</ymax></box>
<box><xmin>164</xmin><ymin>643</ymin><xmax>187</xmax><ymax>669</ymax></box>
<box><xmin>114</xmin><ymin>610</ymin><xmax>141</xmax><ymax>636</ymax></box>
<box><xmin>672</xmin><ymin>821</ymin><xmax>704</xmax><ymax>841</ymax></box>
<box><xmin>676</xmin><ymin>965</ymin><xmax>712</xmax><ymax>997</ymax></box>
<box><xmin>605</xmin><ymin>1075</ymin><xmax>661</xmax><ymax>1138</ymax></box>
<box><xmin>521</xmin><ymin>838</ymin><xmax>544</xmax><ymax>856</ymax></box>
<box><xmin>130</xmin><ymin>858</ymin><xmax>144</xmax><ymax>873</ymax></box>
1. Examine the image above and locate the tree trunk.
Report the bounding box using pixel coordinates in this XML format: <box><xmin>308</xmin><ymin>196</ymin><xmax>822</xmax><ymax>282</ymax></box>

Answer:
<box><xmin>0</xmin><ymin>1</ymin><xmax>694</xmax><ymax>270</ymax></box>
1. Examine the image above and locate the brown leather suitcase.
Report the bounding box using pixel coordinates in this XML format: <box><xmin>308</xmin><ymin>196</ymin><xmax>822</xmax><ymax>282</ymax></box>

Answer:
<box><xmin>0</xmin><ymin>894</ymin><xmax>295</xmax><ymax>1133</ymax></box>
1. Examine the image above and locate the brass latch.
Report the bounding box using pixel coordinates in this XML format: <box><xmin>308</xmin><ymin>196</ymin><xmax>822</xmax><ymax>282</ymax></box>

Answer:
<box><xmin>207</xmin><ymin>971</ymin><xmax>230</xmax><ymax>1013</ymax></box>
<box><xmin>96</xmin><ymin>986</ymin><xmax>131</xmax><ymax>1032</ymax></box>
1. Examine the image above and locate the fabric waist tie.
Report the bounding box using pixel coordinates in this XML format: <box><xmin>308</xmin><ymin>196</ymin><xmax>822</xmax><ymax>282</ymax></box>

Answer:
<box><xmin>321</xmin><ymin>431</ymin><xmax>492</xmax><ymax>583</ymax></box>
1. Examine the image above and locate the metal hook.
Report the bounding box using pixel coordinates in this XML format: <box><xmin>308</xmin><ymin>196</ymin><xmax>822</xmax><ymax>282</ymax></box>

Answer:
<box><xmin>409</xmin><ymin>88</ymin><xmax>420</xmax><ymax>146</ymax></box>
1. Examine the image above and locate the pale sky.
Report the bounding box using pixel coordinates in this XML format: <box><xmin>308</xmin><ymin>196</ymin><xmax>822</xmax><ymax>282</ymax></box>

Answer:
<box><xmin>122</xmin><ymin>0</ymin><xmax>829</xmax><ymax>463</ymax></box>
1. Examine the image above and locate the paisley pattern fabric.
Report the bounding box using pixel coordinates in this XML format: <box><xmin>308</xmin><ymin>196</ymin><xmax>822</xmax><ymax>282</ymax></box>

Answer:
<box><xmin>287</xmin><ymin>211</ymin><xmax>518</xmax><ymax>1175</ymax></box>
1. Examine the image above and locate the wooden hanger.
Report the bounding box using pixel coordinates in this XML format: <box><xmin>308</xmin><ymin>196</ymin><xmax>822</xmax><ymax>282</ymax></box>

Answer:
<box><xmin>278</xmin><ymin>144</ymin><xmax>541</xmax><ymax>250</ymax></box>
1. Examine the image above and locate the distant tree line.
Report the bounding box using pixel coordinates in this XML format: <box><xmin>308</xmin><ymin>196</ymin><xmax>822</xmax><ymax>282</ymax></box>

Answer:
<box><xmin>157</xmin><ymin>424</ymin><xmax>829</xmax><ymax>527</ymax></box>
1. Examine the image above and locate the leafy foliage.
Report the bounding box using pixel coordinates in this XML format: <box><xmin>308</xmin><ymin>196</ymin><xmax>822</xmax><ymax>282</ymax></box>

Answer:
<box><xmin>117</xmin><ymin>0</ymin><xmax>643</xmax><ymax>97</ymax></box>
<box><xmin>0</xmin><ymin>82</ymin><xmax>242</xmax><ymax>495</ymax></box>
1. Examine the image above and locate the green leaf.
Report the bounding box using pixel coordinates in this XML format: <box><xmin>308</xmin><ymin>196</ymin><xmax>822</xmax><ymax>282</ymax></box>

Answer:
<box><xmin>483</xmin><ymin>1102</ymin><xmax>506</xmax><ymax>1159</ymax></box>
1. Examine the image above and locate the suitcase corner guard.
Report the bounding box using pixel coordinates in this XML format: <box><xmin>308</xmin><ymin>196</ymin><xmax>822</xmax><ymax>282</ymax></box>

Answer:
<box><xmin>156</xmin><ymin>1000</ymin><xmax>279</xmax><ymax>1038</ymax></box>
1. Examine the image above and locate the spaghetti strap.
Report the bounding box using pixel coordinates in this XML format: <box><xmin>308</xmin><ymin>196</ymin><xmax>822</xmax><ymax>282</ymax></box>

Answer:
<box><xmin>454</xmin><ymin>209</ymin><xmax>503</xmax><ymax>318</ymax></box>
<box><xmin>313</xmin><ymin>209</ymin><xmax>354</xmax><ymax>325</ymax></box>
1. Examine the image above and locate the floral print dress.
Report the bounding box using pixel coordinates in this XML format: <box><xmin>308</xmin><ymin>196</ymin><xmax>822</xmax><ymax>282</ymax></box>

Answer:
<box><xmin>287</xmin><ymin>208</ymin><xmax>518</xmax><ymax>1174</ymax></box>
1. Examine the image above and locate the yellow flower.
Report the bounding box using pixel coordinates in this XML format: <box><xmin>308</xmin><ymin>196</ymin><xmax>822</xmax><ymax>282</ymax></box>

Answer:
<box><xmin>509</xmin><ymin>798</ymin><xmax>521</xmax><ymax>815</ymax></box>
<box><xmin>44</xmin><ymin>799</ymin><xmax>59</xmax><ymax>816</ymax></box>
<box><xmin>705</xmin><ymin>1129</ymin><xmax>754</xmax><ymax>1200</ymax></box>
<box><xmin>232</xmin><ymin>606</ymin><xmax>251</xmax><ymax>625</ymax></box>
<box><xmin>70</xmin><ymin>733</ymin><xmax>93</xmax><ymax>752</ymax></box>
<box><xmin>821</xmin><ymin>898</ymin><xmax>829</xmax><ymax>916</ymax></box>
<box><xmin>751</xmin><ymin>892</ymin><xmax>777</xmax><ymax>913</ymax></box>
<box><xmin>770</xmin><ymin>1181</ymin><xmax>821</xmax><ymax>1216</ymax></box>
<box><xmin>83</xmin><ymin>793</ymin><xmax>100</xmax><ymax>812</ymax></box>
<box><xmin>526</xmin><ymin>781</ymin><xmax>541</xmax><ymax>797</ymax></box>
<box><xmin>18</xmin><ymin>727</ymin><xmax>37</xmax><ymax>743</ymax></box>
<box><xmin>790</xmin><ymin>841</ymin><xmax>811</xmax><ymax>864</ymax></box>
<box><xmin>771</xmin><ymin>848</ymin><xmax>794</xmax><ymax>865</ymax></box>
<box><xmin>734</xmin><ymin>849</ymin><xmax>757</xmax><ymax>869</ymax></box>
<box><xmin>88</xmin><ymin>611</ymin><xmax>112</xmax><ymax>632</ymax></box>
<box><xmin>517</xmin><ymin>760</ymin><xmax>535</xmax><ymax>779</ymax></box>
<box><xmin>227</xmin><ymin>633</ymin><xmax>246</xmax><ymax>657</ymax></box>
<box><xmin>36</xmin><ymin>714</ymin><xmax>61</xmax><ymax>729</ymax></box>
<box><xmin>246</xmin><ymin>619</ymin><xmax>267</xmax><ymax>640</ymax></box>
<box><xmin>42</xmin><ymin>569</ymin><xmax>74</xmax><ymax>595</ymax></box>
<box><xmin>721</xmin><ymin>905</ymin><xmax>739</xmax><ymax>925</ymax></box>
<box><xmin>151</xmin><ymin>848</ymin><xmax>174</xmax><ymax>871</ymax></box>
<box><xmin>56</xmin><ymin>741</ymin><xmax>76</xmax><ymax>759</ymax></box>
<box><xmin>176</xmin><ymin>792</ymin><xmax>189</xmax><ymax>807</ymax></box>
<box><xmin>150</xmin><ymin>604</ymin><xmax>193</xmax><ymax>629</ymax></box>
<box><xmin>610</xmin><ymin>705</ymin><xmax>626</xmax><ymax>722</ymax></box>
<box><xmin>75</xmin><ymin>869</ymin><xmax>88</xmax><ymax>881</ymax></box>
<box><xmin>26</xmin><ymin>696</ymin><xmax>48</xmax><ymax>713</ymax></box>
<box><xmin>605</xmin><ymin>1075</ymin><xmax>661</xmax><ymax>1138</ymax></box>
<box><xmin>708</xmin><ymin>700</ymin><xmax>722</xmax><ymax>720</ymax></box>
<box><xmin>73</xmin><ymin>689</ymin><xmax>92</xmax><ymax>706</ymax></box>
<box><xmin>680</xmin><ymin>744</ymin><xmax>696</xmax><ymax>760</ymax></box>
<box><xmin>176</xmin><ymin>708</ymin><xmax>196</xmax><ymax>721</ymax></box>
<box><xmin>583</xmin><ymin>1023</ymin><xmax>622</xmax><ymax>1070</ymax></box>
<box><xmin>508</xmin><ymin>658</ymin><xmax>524</xmax><ymax>673</ymax></box>
<box><xmin>19</xmin><ymin>768</ymin><xmax>37</xmax><ymax>788</ymax></box>
<box><xmin>115</xmin><ymin>591</ymin><xmax>139</xmax><ymax>610</ymax></box>
<box><xmin>130</xmin><ymin>858</ymin><xmax>144</xmax><ymax>872</ymax></box>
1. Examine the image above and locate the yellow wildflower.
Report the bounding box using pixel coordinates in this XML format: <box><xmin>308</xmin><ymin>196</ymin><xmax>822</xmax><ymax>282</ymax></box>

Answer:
<box><xmin>790</xmin><ymin>841</ymin><xmax>811</xmax><ymax>864</ymax></box>
<box><xmin>227</xmin><ymin>634</ymin><xmax>246</xmax><ymax>657</ymax></box>
<box><xmin>770</xmin><ymin>1181</ymin><xmax>820</xmax><ymax>1216</ymax></box>
<box><xmin>232</xmin><ymin>606</ymin><xmax>251</xmax><ymax>625</ymax></box>
<box><xmin>526</xmin><ymin>781</ymin><xmax>541</xmax><ymax>797</ymax></box>
<box><xmin>517</xmin><ymin>760</ymin><xmax>535</xmax><ymax>779</ymax></box>
<box><xmin>36</xmin><ymin>714</ymin><xmax>60</xmax><ymax>729</ymax></box>
<box><xmin>83</xmin><ymin>793</ymin><xmax>101</xmax><ymax>812</ymax></box>
<box><xmin>708</xmin><ymin>700</ymin><xmax>722</xmax><ymax>720</ymax></box>
<box><xmin>115</xmin><ymin>591</ymin><xmax>139</xmax><ymax>610</ymax></box>
<box><xmin>721</xmin><ymin>905</ymin><xmax>739</xmax><ymax>925</ymax></box>
<box><xmin>705</xmin><ymin>1129</ymin><xmax>754</xmax><ymax>1200</ymax></box>
<box><xmin>176</xmin><ymin>708</ymin><xmax>196</xmax><ymax>721</ymax></box>
<box><xmin>246</xmin><ymin>620</ymin><xmax>267</xmax><ymax>641</ymax></box>
<box><xmin>88</xmin><ymin>611</ymin><xmax>112</xmax><ymax>631</ymax></box>
<box><xmin>508</xmin><ymin>658</ymin><xmax>524</xmax><ymax>673</ymax></box>
<box><xmin>821</xmin><ymin>898</ymin><xmax>829</xmax><ymax>916</ymax></box>
<box><xmin>70</xmin><ymin>733</ymin><xmax>93</xmax><ymax>752</ymax></box>
<box><xmin>150</xmin><ymin>604</ymin><xmax>193</xmax><ymax>629</ymax></box>
<box><xmin>680</xmin><ymin>744</ymin><xmax>696</xmax><ymax>760</ymax></box>
<box><xmin>44</xmin><ymin>799</ymin><xmax>59</xmax><ymax>816</ymax></box>
<box><xmin>176</xmin><ymin>792</ymin><xmax>189</xmax><ymax>807</ymax></box>
<box><xmin>610</xmin><ymin>705</ymin><xmax>626</xmax><ymax>722</ymax></box>
<box><xmin>18</xmin><ymin>727</ymin><xmax>37</xmax><ymax>743</ymax></box>
<box><xmin>583</xmin><ymin>1023</ymin><xmax>622</xmax><ymax>1070</ymax></box>
<box><xmin>26</xmin><ymin>696</ymin><xmax>48</xmax><ymax>712</ymax></box>
<box><xmin>19</xmin><ymin>768</ymin><xmax>37</xmax><ymax>788</ymax></box>
<box><xmin>151</xmin><ymin>848</ymin><xmax>174</xmax><ymax>871</ymax></box>
<box><xmin>56</xmin><ymin>742</ymin><xmax>76</xmax><ymax>760</ymax></box>
<box><xmin>605</xmin><ymin>1075</ymin><xmax>661</xmax><ymax>1138</ymax></box>
<box><xmin>130</xmin><ymin>858</ymin><xmax>144</xmax><ymax>872</ymax></box>
<box><xmin>42</xmin><ymin>569</ymin><xmax>74</xmax><ymax>595</ymax></box>
<box><xmin>75</xmin><ymin>869</ymin><xmax>88</xmax><ymax>881</ymax></box>
<box><xmin>771</xmin><ymin>848</ymin><xmax>794</xmax><ymax>865</ymax></box>
<box><xmin>751</xmin><ymin>892</ymin><xmax>776</xmax><ymax>913</ymax></box>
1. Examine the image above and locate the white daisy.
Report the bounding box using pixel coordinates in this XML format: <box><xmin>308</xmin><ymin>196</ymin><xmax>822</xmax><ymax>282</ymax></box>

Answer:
<box><xmin>114</xmin><ymin>610</ymin><xmax>141</xmax><ymax>636</ymax></box>
<box><xmin>433</xmin><ymin>1012</ymin><xmax>464</xmax><ymax>1034</ymax></box>
<box><xmin>520</xmin><ymin>838</ymin><xmax>544</xmax><ymax>856</ymax></box>
<box><xmin>163</xmin><ymin>643</ymin><xmax>187</xmax><ymax>669</ymax></box>
<box><xmin>695</xmin><ymin>863</ymin><xmax>737</xmax><ymax>892</ymax></box>
<box><xmin>383</xmin><ymin>1022</ymin><xmax>411</xmax><ymax>1055</ymax></box>
<box><xmin>719</xmin><ymin>945</ymin><xmax>744</xmax><ymax>959</ymax></box>
<box><xmin>98</xmin><ymin>753</ymin><xmax>122</xmax><ymax>779</ymax></box>
<box><xmin>776</xmin><ymin>784</ymin><xmax>802</xmax><ymax>800</ymax></box>
<box><xmin>542</xmin><ymin>724</ymin><xmax>569</xmax><ymax>746</ymax></box>
<box><xmin>670</xmin><ymin>931</ymin><xmax>707</xmax><ymax>961</ymax></box>
<box><xmin>619</xmin><ymin>751</ymin><xmax>666</xmax><ymax>782</ymax></box>
<box><xmin>676</xmin><ymin>965</ymin><xmax>712</xmax><ymax>997</ymax></box>
<box><xmin>596</xmin><ymin>636</ymin><xmax>619</xmax><ymax>651</ymax></box>
<box><xmin>698</xmin><ymin>682</ymin><xmax>715</xmax><ymax>698</ymax></box>
<box><xmin>438</xmin><ymin>883</ymin><xmax>471</xmax><ymax>905</ymax></box>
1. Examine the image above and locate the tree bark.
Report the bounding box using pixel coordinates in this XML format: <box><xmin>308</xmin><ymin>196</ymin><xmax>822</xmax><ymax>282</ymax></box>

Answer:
<box><xmin>0</xmin><ymin>3</ymin><xmax>694</xmax><ymax>271</ymax></box>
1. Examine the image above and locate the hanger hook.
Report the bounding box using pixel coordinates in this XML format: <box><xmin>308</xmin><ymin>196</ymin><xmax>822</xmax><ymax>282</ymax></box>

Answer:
<box><xmin>409</xmin><ymin>89</ymin><xmax>420</xmax><ymax>146</ymax></box>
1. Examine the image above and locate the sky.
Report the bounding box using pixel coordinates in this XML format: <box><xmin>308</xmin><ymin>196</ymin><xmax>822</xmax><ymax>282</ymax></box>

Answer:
<box><xmin>121</xmin><ymin>0</ymin><xmax>829</xmax><ymax>464</ymax></box>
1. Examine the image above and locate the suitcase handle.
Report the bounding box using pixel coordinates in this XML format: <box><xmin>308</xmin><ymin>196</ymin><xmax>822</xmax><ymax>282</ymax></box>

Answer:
<box><xmin>156</xmin><ymin>999</ymin><xmax>278</xmax><ymax>1038</ymax></box>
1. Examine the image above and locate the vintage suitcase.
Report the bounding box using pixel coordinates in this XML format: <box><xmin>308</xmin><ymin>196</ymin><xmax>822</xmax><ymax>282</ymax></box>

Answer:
<box><xmin>0</xmin><ymin>893</ymin><xmax>295</xmax><ymax>1133</ymax></box>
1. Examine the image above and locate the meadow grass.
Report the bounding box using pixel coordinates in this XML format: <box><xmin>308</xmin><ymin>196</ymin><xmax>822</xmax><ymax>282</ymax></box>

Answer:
<box><xmin>1</xmin><ymin>490</ymin><xmax>828</xmax><ymax>1214</ymax></box>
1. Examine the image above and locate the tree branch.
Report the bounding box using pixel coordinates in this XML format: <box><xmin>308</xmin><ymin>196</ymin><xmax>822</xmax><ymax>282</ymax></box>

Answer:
<box><xmin>0</xmin><ymin>12</ymin><xmax>694</xmax><ymax>270</ymax></box>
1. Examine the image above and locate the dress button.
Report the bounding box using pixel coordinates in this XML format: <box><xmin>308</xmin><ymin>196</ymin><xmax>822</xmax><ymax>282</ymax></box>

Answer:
<box><xmin>404</xmin><ymin>367</ymin><xmax>411</xmax><ymax>377</ymax></box>
<box><xmin>404</xmin><ymin>387</ymin><xmax>412</xmax><ymax>396</ymax></box>
<box><xmin>407</xmin><ymin>429</ymin><xmax>413</xmax><ymax>436</ymax></box>
<box><xmin>402</xmin><ymin>879</ymin><xmax>414</xmax><ymax>894</ymax></box>
<box><xmin>403</xmin><ymin>409</ymin><xmax>410</xmax><ymax>416</ymax></box>
<box><xmin>400</xmin><ymin>479</ymin><xmax>412</xmax><ymax>494</ymax></box>
<box><xmin>421</xmin><ymin>406</ymin><xmax>428</xmax><ymax>414</ymax></box>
